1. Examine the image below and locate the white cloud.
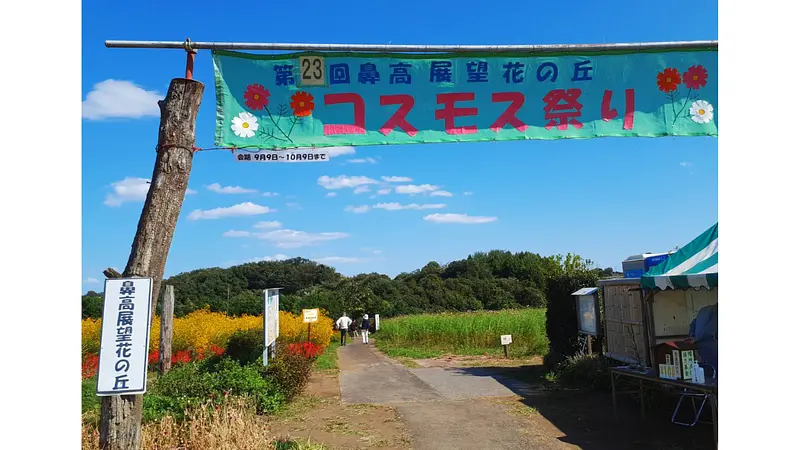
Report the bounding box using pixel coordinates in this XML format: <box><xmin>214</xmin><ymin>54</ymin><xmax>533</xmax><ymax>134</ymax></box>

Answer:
<box><xmin>188</xmin><ymin>202</ymin><xmax>273</xmax><ymax>220</ymax></box>
<box><xmin>318</xmin><ymin>175</ymin><xmax>378</xmax><ymax>190</ymax></box>
<box><xmin>326</xmin><ymin>192</ymin><xmax>337</xmax><ymax>197</ymax></box>
<box><xmin>207</xmin><ymin>183</ymin><xmax>257</xmax><ymax>194</ymax></box>
<box><xmin>348</xmin><ymin>158</ymin><xmax>377</xmax><ymax>164</ymax></box>
<box><xmin>104</xmin><ymin>177</ymin><xmax>150</xmax><ymax>207</ymax></box>
<box><xmin>396</xmin><ymin>184</ymin><xmax>439</xmax><ymax>195</ymax></box>
<box><xmin>254</xmin><ymin>220</ymin><xmax>282</xmax><ymax>229</ymax></box>
<box><xmin>325</xmin><ymin>146</ymin><xmax>356</xmax><ymax>158</ymax></box>
<box><xmin>680</xmin><ymin>161</ymin><xmax>692</xmax><ymax>167</ymax></box>
<box><xmin>285</xmin><ymin>202</ymin><xmax>303</xmax><ymax>210</ymax></box>
<box><xmin>186</xmin><ymin>188</ymin><xmax>198</xmax><ymax>195</ymax></box>
<box><xmin>382</xmin><ymin>176</ymin><xmax>413</xmax><ymax>183</ymax></box>
<box><xmin>377</xmin><ymin>188</ymin><xmax>392</xmax><ymax>195</ymax></box>
<box><xmin>345</xmin><ymin>205</ymin><xmax>371</xmax><ymax>213</ymax></box>
<box><xmin>255</xmin><ymin>229</ymin><xmax>349</xmax><ymax>248</ymax></box>
<box><xmin>248</xmin><ymin>254</ymin><xmax>290</xmax><ymax>262</ymax></box>
<box><xmin>353</xmin><ymin>186</ymin><xmax>371</xmax><ymax>194</ymax></box>
<box><xmin>223</xmin><ymin>230</ymin><xmax>252</xmax><ymax>237</ymax></box>
<box><xmin>463</xmin><ymin>191</ymin><xmax>474</xmax><ymax>196</ymax></box>
<box><xmin>424</xmin><ymin>213</ymin><xmax>498</xmax><ymax>224</ymax></box>
<box><xmin>262</xmin><ymin>192</ymin><xmax>279</xmax><ymax>197</ymax></box>
<box><xmin>430</xmin><ymin>190</ymin><xmax>453</xmax><ymax>197</ymax></box>
<box><xmin>84</xmin><ymin>277</ymin><xmax>100</xmax><ymax>284</ymax></box>
<box><xmin>373</xmin><ymin>202</ymin><xmax>446</xmax><ymax>211</ymax></box>
<box><xmin>82</xmin><ymin>79</ymin><xmax>162</xmax><ymax>120</ymax></box>
<box><xmin>314</xmin><ymin>256</ymin><xmax>368</xmax><ymax>264</ymax></box>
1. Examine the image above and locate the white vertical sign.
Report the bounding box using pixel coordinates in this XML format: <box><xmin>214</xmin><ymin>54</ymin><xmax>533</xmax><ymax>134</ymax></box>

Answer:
<box><xmin>96</xmin><ymin>278</ymin><xmax>153</xmax><ymax>396</ymax></box>
<box><xmin>375</xmin><ymin>314</ymin><xmax>380</xmax><ymax>331</ymax></box>
<box><xmin>264</xmin><ymin>288</ymin><xmax>280</xmax><ymax>349</ymax></box>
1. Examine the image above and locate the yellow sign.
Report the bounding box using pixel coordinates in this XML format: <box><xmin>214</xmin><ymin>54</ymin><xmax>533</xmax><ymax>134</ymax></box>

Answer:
<box><xmin>302</xmin><ymin>308</ymin><xmax>319</xmax><ymax>323</ymax></box>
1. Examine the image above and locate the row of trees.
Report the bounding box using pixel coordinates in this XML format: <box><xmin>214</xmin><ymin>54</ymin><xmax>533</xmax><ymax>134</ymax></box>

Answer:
<box><xmin>82</xmin><ymin>250</ymin><xmax>618</xmax><ymax>320</ymax></box>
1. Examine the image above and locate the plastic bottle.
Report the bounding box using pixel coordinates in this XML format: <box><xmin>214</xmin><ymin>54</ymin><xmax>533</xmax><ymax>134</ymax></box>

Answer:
<box><xmin>695</xmin><ymin>362</ymin><xmax>706</xmax><ymax>384</ymax></box>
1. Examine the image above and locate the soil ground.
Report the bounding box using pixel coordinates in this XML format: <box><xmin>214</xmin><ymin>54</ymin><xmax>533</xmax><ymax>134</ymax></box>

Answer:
<box><xmin>269</xmin><ymin>339</ymin><xmax>716</xmax><ymax>450</ymax></box>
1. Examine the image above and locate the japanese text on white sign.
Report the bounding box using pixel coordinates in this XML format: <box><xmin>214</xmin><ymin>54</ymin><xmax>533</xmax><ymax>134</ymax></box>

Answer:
<box><xmin>96</xmin><ymin>278</ymin><xmax>153</xmax><ymax>396</ymax></box>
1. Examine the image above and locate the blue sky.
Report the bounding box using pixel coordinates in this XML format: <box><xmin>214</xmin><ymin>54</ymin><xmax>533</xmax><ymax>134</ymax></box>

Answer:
<box><xmin>81</xmin><ymin>0</ymin><xmax>718</xmax><ymax>291</ymax></box>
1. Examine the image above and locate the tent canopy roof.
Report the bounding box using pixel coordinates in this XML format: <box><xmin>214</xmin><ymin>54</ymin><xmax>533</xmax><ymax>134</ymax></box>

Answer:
<box><xmin>641</xmin><ymin>223</ymin><xmax>718</xmax><ymax>291</ymax></box>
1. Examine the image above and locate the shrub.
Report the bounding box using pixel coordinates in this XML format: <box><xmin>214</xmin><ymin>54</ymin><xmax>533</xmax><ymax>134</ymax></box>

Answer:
<box><xmin>263</xmin><ymin>342</ymin><xmax>315</xmax><ymax>402</ymax></box>
<box><xmin>143</xmin><ymin>393</ymin><xmax>186</xmax><ymax>422</ymax></box>
<box><xmin>555</xmin><ymin>353</ymin><xmax>613</xmax><ymax>391</ymax></box>
<box><xmin>543</xmin><ymin>270</ymin><xmax>599</xmax><ymax>370</ymax></box>
<box><xmin>148</xmin><ymin>356</ymin><xmax>285</xmax><ymax>421</ymax></box>
<box><xmin>226</xmin><ymin>329</ymin><xmax>265</xmax><ymax>365</ymax></box>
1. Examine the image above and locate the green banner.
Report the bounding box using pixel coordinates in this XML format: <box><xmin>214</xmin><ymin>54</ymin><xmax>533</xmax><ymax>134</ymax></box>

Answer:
<box><xmin>213</xmin><ymin>48</ymin><xmax>717</xmax><ymax>149</ymax></box>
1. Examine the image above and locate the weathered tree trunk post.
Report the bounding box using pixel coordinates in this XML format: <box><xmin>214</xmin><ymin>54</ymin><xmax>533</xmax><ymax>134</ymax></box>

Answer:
<box><xmin>158</xmin><ymin>285</ymin><xmax>175</xmax><ymax>375</ymax></box>
<box><xmin>99</xmin><ymin>78</ymin><xmax>204</xmax><ymax>450</ymax></box>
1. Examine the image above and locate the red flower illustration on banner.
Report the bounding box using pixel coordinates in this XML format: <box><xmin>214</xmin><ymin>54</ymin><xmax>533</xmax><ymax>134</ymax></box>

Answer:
<box><xmin>290</xmin><ymin>92</ymin><xmax>315</xmax><ymax>117</ymax></box>
<box><xmin>657</xmin><ymin>68</ymin><xmax>682</xmax><ymax>93</ymax></box>
<box><xmin>683</xmin><ymin>65</ymin><xmax>708</xmax><ymax>90</ymax></box>
<box><xmin>244</xmin><ymin>84</ymin><xmax>270</xmax><ymax>110</ymax></box>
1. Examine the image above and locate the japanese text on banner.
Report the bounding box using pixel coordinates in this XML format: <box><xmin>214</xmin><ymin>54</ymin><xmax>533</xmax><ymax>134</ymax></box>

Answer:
<box><xmin>213</xmin><ymin>49</ymin><xmax>717</xmax><ymax>149</ymax></box>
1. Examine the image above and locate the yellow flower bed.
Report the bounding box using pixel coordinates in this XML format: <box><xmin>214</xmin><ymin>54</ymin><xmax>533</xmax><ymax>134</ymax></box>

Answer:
<box><xmin>81</xmin><ymin>307</ymin><xmax>334</xmax><ymax>354</ymax></box>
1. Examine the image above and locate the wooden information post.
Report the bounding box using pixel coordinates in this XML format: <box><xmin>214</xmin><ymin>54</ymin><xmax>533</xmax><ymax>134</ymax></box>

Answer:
<box><xmin>99</xmin><ymin>75</ymin><xmax>204</xmax><ymax>450</ymax></box>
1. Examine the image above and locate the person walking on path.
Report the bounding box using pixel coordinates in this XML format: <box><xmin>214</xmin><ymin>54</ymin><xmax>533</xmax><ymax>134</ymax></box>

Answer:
<box><xmin>336</xmin><ymin>312</ymin><xmax>353</xmax><ymax>346</ymax></box>
<box><xmin>360</xmin><ymin>314</ymin><xmax>371</xmax><ymax>344</ymax></box>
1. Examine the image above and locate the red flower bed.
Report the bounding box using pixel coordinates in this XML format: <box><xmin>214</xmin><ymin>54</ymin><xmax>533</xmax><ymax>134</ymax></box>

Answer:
<box><xmin>287</xmin><ymin>341</ymin><xmax>323</xmax><ymax>359</ymax></box>
<box><xmin>82</xmin><ymin>353</ymin><xmax>99</xmax><ymax>380</ymax></box>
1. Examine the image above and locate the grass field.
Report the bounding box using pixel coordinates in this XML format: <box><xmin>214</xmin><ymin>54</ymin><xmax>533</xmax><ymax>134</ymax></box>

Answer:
<box><xmin>375</xmin><ymin>309</ymin><xmax>548</xmax><ymax>359</ymax></box>
<box><xmin>314</xmin><ymin>338</ymin><xmax>339</xmax><ymax>371</ymax></box>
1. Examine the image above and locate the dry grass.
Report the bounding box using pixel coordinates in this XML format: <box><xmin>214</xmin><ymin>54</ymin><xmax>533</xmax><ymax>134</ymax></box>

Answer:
<box><xmin>81</xmin><ymin>398</ymin><xmax>278</xmax><ymax>450</ymax></box>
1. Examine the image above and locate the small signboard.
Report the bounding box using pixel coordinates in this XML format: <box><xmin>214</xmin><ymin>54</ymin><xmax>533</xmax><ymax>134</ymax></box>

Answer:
<box><xmin>234</xmin><ymin>149</ymin><xmax>330</xmax><ymax>163</ymax></box>
<box><xmin>96</xmin><ymin>278</ymin><xmax>153</xmax><ymax>396</ymax></box>
<box><xmin>375</xmin><ymin>314</ymin><xmax>380</xmax><ymax>331</ymax></box>
<box><xmin>303</xmin><ymin>308</ymin><xmax>319</xmax><ymax>323</ymax></box>
<box><xmin>500</xmin><ymin>334</ymin><xmax>513</xmax><ymax>346</ymax></box>
<box><xmin>572</xmin><ymin>287</ymin><xmax>601</xmax><ymax>337</ymax></box>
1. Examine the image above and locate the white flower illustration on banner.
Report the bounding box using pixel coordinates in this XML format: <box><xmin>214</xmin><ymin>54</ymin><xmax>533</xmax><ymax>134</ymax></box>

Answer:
<box><xmin>689</xmin><ymin>100</ymin><xmax>714</xmax><ymax>124</ymax></box>
<box><xmin>231</xmin><ymin>112</ymin><xmax>259</xmax><ymax>138</ymax></box>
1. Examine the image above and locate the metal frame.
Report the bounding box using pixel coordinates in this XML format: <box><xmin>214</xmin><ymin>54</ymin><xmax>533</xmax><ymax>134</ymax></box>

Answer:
<box><xmin>105</xmin><ymin>39</ymin><xmax>718</xmax><ymax>54</ymax></box>
<box><xmin>610</xmin><ymin>367</ymin><xmax>718</xmax><ymax>448</ymax></box>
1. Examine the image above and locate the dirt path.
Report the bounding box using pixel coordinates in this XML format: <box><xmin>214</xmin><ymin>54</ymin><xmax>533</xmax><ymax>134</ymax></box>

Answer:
<box><xmin>338</xmin><ymin>342</ymin><xmax>554</xmax><ymax>450</ymax></box>
<box><xmin>270</xmin><ymin>342</ymin><xmax>714</xmax><ymax>450</ymax></box>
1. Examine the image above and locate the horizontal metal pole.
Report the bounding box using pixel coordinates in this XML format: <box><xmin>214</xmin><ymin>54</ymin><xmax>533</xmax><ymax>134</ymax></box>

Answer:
<box><xmin>105</xmin><ymin>40</ymin><xmax>717</xmax><ymax>53</ymax></box>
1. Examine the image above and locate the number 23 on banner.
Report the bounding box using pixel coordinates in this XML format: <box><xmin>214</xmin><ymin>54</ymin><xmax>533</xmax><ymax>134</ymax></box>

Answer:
<box><xmin>299</xmin><ymin>56</ymin><xmax>325</xmax><ymax>86</ymax></box>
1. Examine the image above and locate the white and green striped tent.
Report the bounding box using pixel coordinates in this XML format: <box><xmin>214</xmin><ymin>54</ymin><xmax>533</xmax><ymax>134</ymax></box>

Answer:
<box><xmin>641</xmin><ymin>223</ymin><xmax>718</xmax><ymax>290</ymax></box>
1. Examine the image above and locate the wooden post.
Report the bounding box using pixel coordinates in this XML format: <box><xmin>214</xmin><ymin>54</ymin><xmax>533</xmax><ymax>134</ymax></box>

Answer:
<box><xmin>503</xmin><ymin>344</ymin><xmax>509</xmax><ymax>358</ymax></box>
<box><xmin>307</xmin><ymin>322</ymin><xmax>312</xmax><ymax>343</ymax></box>
<box><xmin>99</xmin><ymin>78</ymin><xmax>204</xmax><ymax>450</ymax></box>
<box><xmin>587</xmin><ymin>335</ymin><xmax>593</xmax><ymax>355</ymax></box>
<box><xmin>158</xmin><ymin>285</ymin><xmax>175</xmax><ymax>375</ymax></box>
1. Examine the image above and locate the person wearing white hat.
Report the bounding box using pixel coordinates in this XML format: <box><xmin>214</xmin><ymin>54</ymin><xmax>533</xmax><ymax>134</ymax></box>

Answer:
<box><xmin>360</xmin><ymin>314</ymin><xmax>371</xmax><ymax>344</ymax></box>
